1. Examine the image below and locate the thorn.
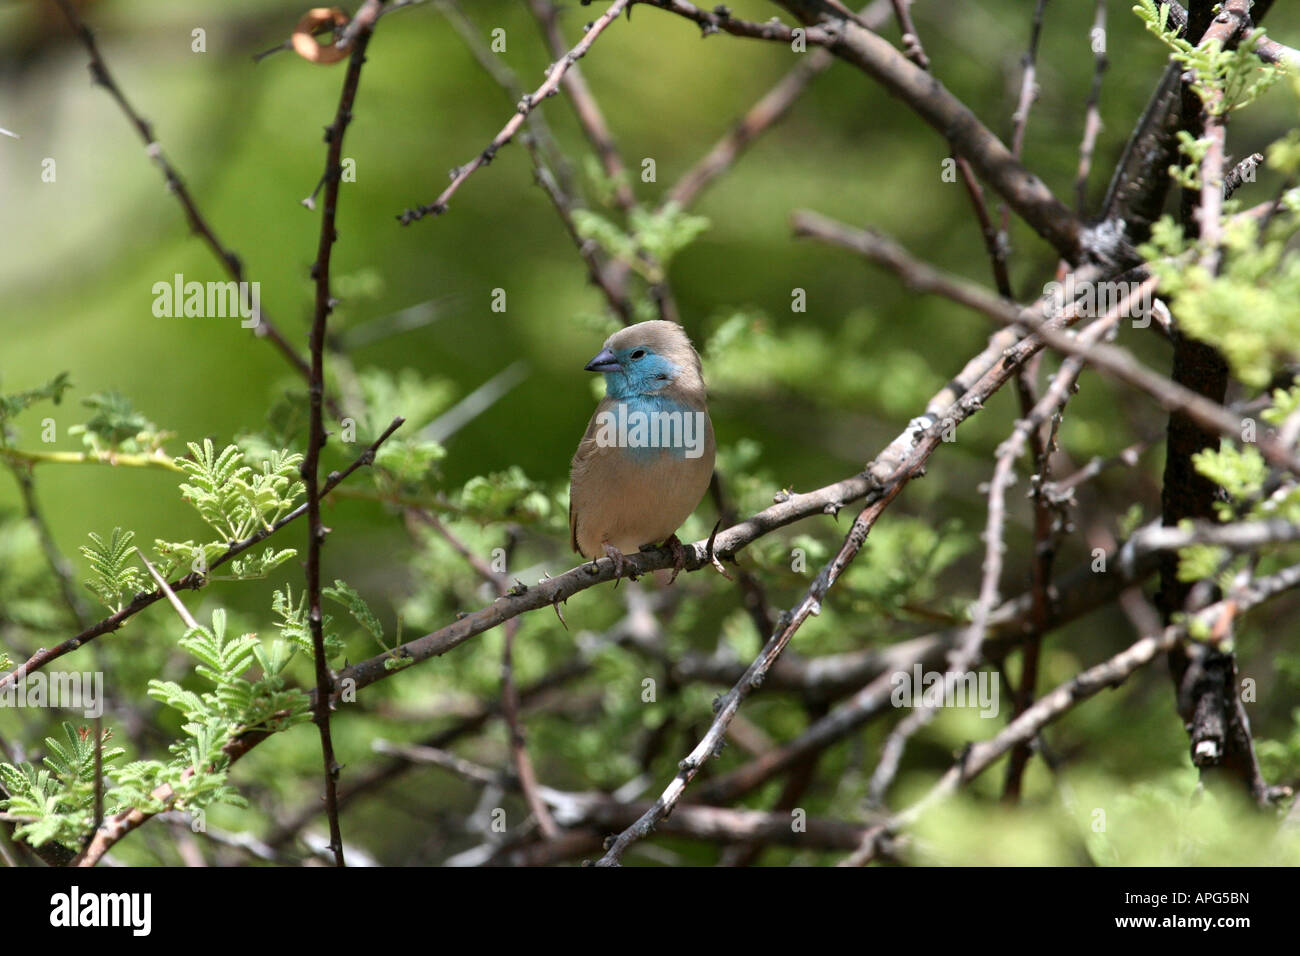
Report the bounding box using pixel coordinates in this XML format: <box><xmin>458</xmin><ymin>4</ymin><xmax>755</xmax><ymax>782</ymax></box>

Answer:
<box><xmin>704</xmin><ymin>520</ymin><xmax>732</xmax><ymax>579</ymax></box>
<box><xmin>705</xmin><ymin>518</ymin><xmax>722</xmax><ymax>559</ymax></box>
<box><xmin>710</xmin><ymin>553</ymin><xmax>733</xmax><ymax>580</ymax></box>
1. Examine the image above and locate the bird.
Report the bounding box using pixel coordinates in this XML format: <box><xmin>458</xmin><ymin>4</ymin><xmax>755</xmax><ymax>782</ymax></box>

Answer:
<box><xmin>569</xmin><ymin>320</ymin><xmax>716</xmax><ymax>582</ymax></box>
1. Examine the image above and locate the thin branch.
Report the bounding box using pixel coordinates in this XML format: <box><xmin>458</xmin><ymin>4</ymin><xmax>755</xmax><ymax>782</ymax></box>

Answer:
<box><xmin>1003</xmin><ymin>355</ymin><xmax>1059</xmax><ymax>803</ymax></box>
<box><xmin>1075</xmin><ymin>0</ymin><xmax>1109</xmax><ymax>213</ymax></box>
<box><xmin>428</xmin><ymin>0</ymin><xmax>626</xmax><ymax>319</ymax></box>
<box><xmin>527</xmin><ymin>0</ymin><xmax>682</xmax><ymax>322</ymax></box>
<box><xmin>137</xmin><ymin>553</ymin><xmax>200</xmax><ymax>631</ymax></box>
<box><xmin>398</xmin><ymin>0</ymin><xmax>633</xmax><ymax>224</ymax></box>
<box><xmin>1131</xmin><ymin>518</ymin><xmax>1300</xmax><ymax>553</ymax></box>
<box><xmin>302</xmin><ymin>0</ymin><xmax>387</xmax><ymax>868</ymax></box>
<box><xmin>522</xmin><ymin>134</ymin><xmax>635</xmax><ymax>323</ymax></box>
<box><xmin>889</xmin><ymin>0</ymin><xmax>927</xmax><ymax>69</ymax></box>
<box><xmin>998</xmin><ymin>0</ymin><xmax>1049</xmax><ymax>261</ymax></box>
<box><xmin>1043</xmin><ymin>439</ymin><xmax>1151</xmax><ymax>499</ymax></box>
<box><xmin>663</xmin><ymin>45</ymin><xmax>834</xmax><ymax>208</ymax></box>
<box><xmin>0</xmin><ymin>447</ymin><xmax>181</xmax><ymax>472</ymax></box>
<box><xmin>434</xmin><ymin>0</ymin><xmax>574</xmax><ymax>195</ymax></box>
<box><xmin>1008</xmin><ymin>1</ymin><xmax>1049</xmax><ymax>161</ymax></box>
<box><xmin>639</xmin><ymin>1</ymin><xmax>837</xmax><ymax>43</ymax></box>
<box><xmin>884</xmin><ymin>2</ymin><xmax>1012</xmax><ymax>296</ymax></box>
<box><xmin>6</xmin><ymin>463</ymin><xmax>92</xmax><ymax>626</ymax></box>
<box><xmin>432</xmin><ymin>0</ymin><xmax>640</xmax><ymax>326</ymax></box>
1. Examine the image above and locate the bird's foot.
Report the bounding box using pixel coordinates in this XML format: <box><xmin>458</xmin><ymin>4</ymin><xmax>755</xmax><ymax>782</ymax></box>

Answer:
<box><xmin>603</xmin><ymin>543</ymin><xmax>632</xmax><ymax>584</ymax></box>
<box><xmin>665</xmin><ymin>534</ymin><xmax>687</xmax><ymax>585</ymax></box>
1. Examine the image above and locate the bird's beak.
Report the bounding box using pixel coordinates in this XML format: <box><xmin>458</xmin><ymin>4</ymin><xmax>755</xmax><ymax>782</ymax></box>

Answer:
<box><xmin>584</xmin><ymin>347</ymin><xmax>621</xmax><ymax>373</ymax></box>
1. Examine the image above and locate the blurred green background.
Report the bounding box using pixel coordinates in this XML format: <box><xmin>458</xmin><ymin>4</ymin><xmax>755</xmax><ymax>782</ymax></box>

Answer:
<box><xmin>2</xmin><ymin>0</ymin><xmax>1299</xmax><ymax>864</ymax></box>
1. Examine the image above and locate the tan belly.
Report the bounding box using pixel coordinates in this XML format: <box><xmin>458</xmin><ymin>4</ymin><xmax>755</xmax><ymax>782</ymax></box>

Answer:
<box><xmin>572</xmin><ymin>446</ymin><xmax>715</xmax><ymax>558</ymax></box>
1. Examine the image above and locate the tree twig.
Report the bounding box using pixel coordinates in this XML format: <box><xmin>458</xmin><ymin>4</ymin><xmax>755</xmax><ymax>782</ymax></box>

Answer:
<box><xmin>301</xmin><ymin>0</ymin><xmax>387</xmax><ymax>867</ymax></box>
<box><xmin>398</xmin><ymin>0</ymin><xmax>634</xmax><ymax>224</ymax></box>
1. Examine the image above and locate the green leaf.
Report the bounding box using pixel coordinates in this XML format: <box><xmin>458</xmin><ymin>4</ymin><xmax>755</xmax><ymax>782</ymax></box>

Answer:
<box><xmin>80</xmin><ymin>527</ymin><xmax>146</xmax><ymax>611</ymax></box>
<box><xmin>323</xmin><ymin>579</ymin><xmax>384</xmax><ymax>642</ymax></box>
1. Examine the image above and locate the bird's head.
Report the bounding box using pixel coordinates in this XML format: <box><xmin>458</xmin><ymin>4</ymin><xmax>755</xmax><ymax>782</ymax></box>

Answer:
<box><xmin>583</xmin><ymin>320</ymin><xmax>705</xmax><ymax>399</ymax></box>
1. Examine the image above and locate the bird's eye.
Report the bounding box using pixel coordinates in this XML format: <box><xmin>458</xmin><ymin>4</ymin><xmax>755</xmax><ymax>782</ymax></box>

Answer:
<box><xmin>630</xmin><ymin>349</ymin><xmax>646</xmax><ymax>360</ymax></box>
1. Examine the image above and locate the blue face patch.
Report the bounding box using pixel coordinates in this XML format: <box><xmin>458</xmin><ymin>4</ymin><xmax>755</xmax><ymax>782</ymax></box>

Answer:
<box><xmin>602</xmin><ymin>346</ymin><xmax>680</xmax><ymax>399</ymax></box>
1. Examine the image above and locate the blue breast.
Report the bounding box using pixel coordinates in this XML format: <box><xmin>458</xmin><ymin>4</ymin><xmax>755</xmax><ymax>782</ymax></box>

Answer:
<box><xmin>605</xmin><ymin>394</ymin><xmax>704</xmax><ymax>462</ymax></box>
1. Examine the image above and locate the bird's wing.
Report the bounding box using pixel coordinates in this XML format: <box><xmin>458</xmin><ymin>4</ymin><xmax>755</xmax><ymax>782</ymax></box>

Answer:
<box><xmin>568</xmin><ymin>494</ymin><xmax>577</xmax><ymax>554</ymax></box>
<box><xmin>569</xmin><ymin>400</ymin><xmax>610</xmax><ymax>554</ymax></box>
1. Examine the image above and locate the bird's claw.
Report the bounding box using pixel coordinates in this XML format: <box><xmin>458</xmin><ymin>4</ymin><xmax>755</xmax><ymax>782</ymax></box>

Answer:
<box><xmin>665</xmin><ymin>534</ymin><xmax>687</xmax><ymax>585</ymax></box>
<box><xmin>603</xmin><ymin>543</ymin><xmax>631</xmax><ymax>583</ymax></box>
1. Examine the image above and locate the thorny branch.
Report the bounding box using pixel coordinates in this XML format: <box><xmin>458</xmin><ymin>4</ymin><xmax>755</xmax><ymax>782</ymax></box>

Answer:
<box><xmin>300</xmin><ymin>0</ymin><xmax>388</xmax><ymax>867</ymax></box>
